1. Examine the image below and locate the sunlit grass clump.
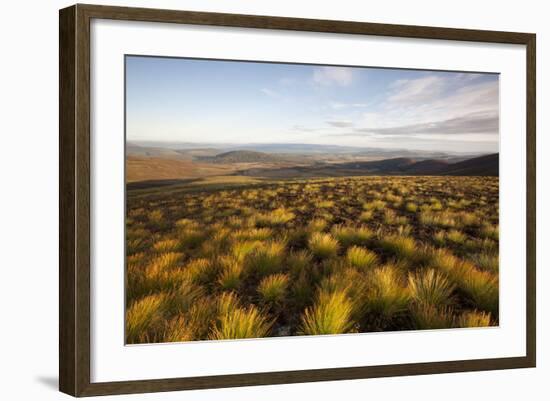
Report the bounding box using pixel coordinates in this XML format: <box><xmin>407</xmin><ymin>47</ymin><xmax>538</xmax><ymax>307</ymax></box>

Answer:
<box><xmin>380</xmin><ymin>235</ymin><xmax>416</xmax><ymax>260</ymax></box>
<box><xmin>366</xmin><ymin>265</ymin><xmax>409</xmax><ymax>319</ymax></box>
<box><xmin>210</xmin><ymin>293</ymin><xmax>272</xmax><ymax>340</ymax></box>
<box><xmin>363</xmin><ymin>199</ymin><xmax>386</xmax><ymax>211</ymax></box>
<box><xmin>359</xmin><ymin>210</ymin><xmax>373</xmax><ymax>222</ymax></box>
<box><xmin>408</xmin><ymin>269</ymin><xmax>454</xmax><ymax>306</ymax></box>
<box><xmin>308</xmin><ymin>232</ymin><xmax>339</xmax><ymax>259</ymax></box>
<box><xmin>456</xmin><ymin>310</ymin><xmax>492</xmax><ymax>328</ymax></box>
<box><xmin>152</xmin><ymin>239</ymin><xmax>180</xmax><ymax>253</ymax></box>
<box><xmin>258</xmin><ymin>274</ymin><xmax>289</xmax><ymax>304</ymax></box>
<box><xmin>300</xmin><ymin>289</ymin><xmax>354</xmax><ymax>335</ymax></box>
<box><xmin>331</xmin><ymin>225</ymin><xmax>372</xmax><ymax>247</ymax></box>
<box><xmin>246</xmin><ymin>241</ymin><xmax>286</xmax><ymax>275</ymax></box>
<box><xmin>126</xmin><ymin>293</ymin><xmax>167</xmax><ymax>343</ymax></box>
<box><xmin>446</xmin><ymin>229</ymin><xmax>467</xmax><ymax>245</ymax></box>
<box><xmin>210</xmin><ymin>306</ymin><xmax>273</xmax><ymax>340</ymax></box>
<box><xmin>470</xmin><ymin>252</ymin><xmax>499</xmax><ymax>273</ymax></box>
<box><xmin>346</xmin><ymin>246</ymin><xmax>378</xmax><ymax>270</ymax></box>
<box><xmin>217</xmin><ymin>257</ymin><xmax>244</xmax><ymax>290</ymax></box>
<box><xmin>410</xmin><ymin>304</ymin><xmax>454</xmax><ymax>330</ymax></box>
<box><xmin>256</xmin><ymin>208</ymin><xmax>295</xmax><ymax>227</ymax></box>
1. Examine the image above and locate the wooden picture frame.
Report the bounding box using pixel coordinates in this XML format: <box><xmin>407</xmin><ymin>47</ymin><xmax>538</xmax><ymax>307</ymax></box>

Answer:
<box><xmin>59</xmin><ymin>3</ymin><xmax>536</xmax><ymax>397</ymax></box>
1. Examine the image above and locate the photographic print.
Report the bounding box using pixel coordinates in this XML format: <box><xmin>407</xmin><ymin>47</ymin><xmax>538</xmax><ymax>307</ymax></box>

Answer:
<box><xmin>125</xmin><ymin>56</ymin><xmax>499</xmax><ymax>344</ymax></box>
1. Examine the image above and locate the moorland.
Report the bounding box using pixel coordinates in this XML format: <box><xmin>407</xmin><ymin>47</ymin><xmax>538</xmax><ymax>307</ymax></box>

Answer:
<box><xmin>125</xmin><ymin>142</ymin><xmax>499</xmax><ymax>344</ymax></box>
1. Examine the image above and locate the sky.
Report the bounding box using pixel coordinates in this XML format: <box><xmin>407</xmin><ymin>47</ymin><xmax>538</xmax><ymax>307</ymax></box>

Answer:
<box><xmin>126</xmin><ymin>56</ymin><xmax>499</xmax><ymax>153</ymax></box>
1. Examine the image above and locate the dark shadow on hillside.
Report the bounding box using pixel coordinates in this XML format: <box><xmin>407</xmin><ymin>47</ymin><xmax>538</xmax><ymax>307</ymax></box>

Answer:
<box><xmin>127</xmin><ymin>178</ymin><xmax>200</xmax><ymax>190</ymax></box>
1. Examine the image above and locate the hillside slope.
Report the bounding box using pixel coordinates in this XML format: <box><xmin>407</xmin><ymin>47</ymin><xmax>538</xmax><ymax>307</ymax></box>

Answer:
<box><xmin>441</xmin><ymin>153</ymin><xmax>499</xmax><ymax>176</ymax></box>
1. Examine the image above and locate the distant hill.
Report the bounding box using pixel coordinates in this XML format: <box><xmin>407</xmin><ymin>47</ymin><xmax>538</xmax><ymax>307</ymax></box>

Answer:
<box><xmin>238</xmin><ymin>153</ymin><xmax>499</xmax><ymax>178</ymax></box>
<box><xmin>404</xmin><ymin>159</ymin><xmax>451</xmax><ymax>175</ymax></box>
<box><xmin>198</xmin><ymin>150</ymin><xmax>290</xmax><ymax>163</ymax></box>
<box><xmin>338</xmin><ymin>154</ymin><xmax>498</xmax><ymax>176</ymax></box>
<box><xmin>332</xmin><ymin>154</ymin><xmax>498</xmax><ymax>176</ymax></box>
<box><xmin>127</xmin><ymin>144</ymin><xmax>221</xmax><ymax>160</ymax></box>
<box><xmin>128</xmin><ymin>141</ymin><xmax>484</xmax><ymax>159</ymax></box>
<box><xmin>441</xmin><ymin>153</ymin><xmax>499</xmax><ymax>176</ymax></box>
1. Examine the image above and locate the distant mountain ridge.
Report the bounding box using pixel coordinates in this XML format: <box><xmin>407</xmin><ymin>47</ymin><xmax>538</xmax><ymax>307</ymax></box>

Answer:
<box><xmin>197</xmin><ymin>150</ymin><xmax>290</xmax><ymax>163</ymax></box>
<box><xmin>127</xmin><ymin>141</ymin><xmax>485</xmax><ymax>159</ymax></box>
<box><xmin>238</xmin><ymin>153</ymin><xmax>499</xmax><ymax>178</ymax></box>
<box><xmin>322</xmin><ymin>153</ymin><xmax>499</xmax><ymax>176</ymax></box>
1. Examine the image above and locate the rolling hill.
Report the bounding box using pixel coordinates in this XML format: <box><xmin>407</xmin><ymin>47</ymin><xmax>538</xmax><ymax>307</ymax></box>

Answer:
<box><xmin>441</xmin><ymin>153</ymin><xmax>499</xmax><ymax>176</ymax></box>
<box><xmin>197</xmin><ymin>150</ymin><xmax>294</xmax><ymax>163</ymax></box>
<box><xmin>238</xmin><ymin>153</ymin><xmax>499</xmax><ymax>178</ymax></box>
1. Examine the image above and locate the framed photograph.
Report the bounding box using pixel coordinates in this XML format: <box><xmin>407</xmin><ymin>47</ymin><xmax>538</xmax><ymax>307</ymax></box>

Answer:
<box><xmin>59</xmin><ymin>4</ymin><xmax>536</xmax><ymax>397</ymax></box>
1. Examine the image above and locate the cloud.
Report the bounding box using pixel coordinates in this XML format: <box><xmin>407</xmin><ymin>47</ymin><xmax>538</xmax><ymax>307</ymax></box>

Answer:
<box><xmin>292</xmin><ymin>125</ymin><xmax>319</xmax><ymax>132</ymax></box>
<box><xmin>260</xmin><ymin>88</ymin><xmax>280</xmax><ymax>98</ymax></box>
<box><xmin>388</xmin><ymin>75</ymin><xmax>447</xmax><ymax>104</ymax></box>
<box><xmin>313</xmin><ymin>67</ymin><xmax>354</xmax><ymax>86</ymax></box>
<box><xmin>354</xmin><ymin>111</ymin><xmax>498</xmax><ymax>136</ymax></box>
<box><xmin>326</xmin><ymin>120</ymin><xmax>354</xmax><ymax>128</ymax></box>
<box><xmin>330</xmin><ymin>101</ymin><xmax>370</xmax><ymax>110</ymax></box>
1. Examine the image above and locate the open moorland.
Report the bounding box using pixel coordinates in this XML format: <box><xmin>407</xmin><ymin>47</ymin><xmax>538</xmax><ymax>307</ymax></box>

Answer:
<box><xmin>126</xmin><ymin>170</ymin><xmax>499</xmax><ymax>344</ymax></box>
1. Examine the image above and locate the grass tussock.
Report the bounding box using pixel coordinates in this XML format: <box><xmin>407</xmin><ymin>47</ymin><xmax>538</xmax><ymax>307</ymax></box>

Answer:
<box><xmin>456</xmin><ymin>310</ymin><xmax>492</xmax><ymax>328</ymax></box>
<box><xmin>210</xmin><ymin>293</ymin><xmax>273</xmax><ymax>340</ymax></box>
<box><xmin>217</xmin><ymin>257</ymin><xmax>244</xmax><ymax>290</ymax></box>
<box><xmin>300</xmin><ymin>289</ymin><xmax>355</xmax><ymax>335</ymax></box>
<box><xmin>258</xmin><ymin>274</ymin><xmax>290</xmax><ymax>304</ymax></box>
<box><xmin>380</xmin><ymin>235</ymin><xmax>416</xmax><ymax>260</ymax></box>
<box><xmin>308</xmin><ymin>232</ymin><xmax>339</xmax><ymax>259</ymax></box>
<box><xmin>470</xmin><ymin>252</ymin><xmax>499</xmax><ymax>273</ymax></box>
<box><xmin>366</xmin><ymin>265</ymin><xmax>409</xmax><ymax>319</ymax></box>
<box><xmin>246</xmin><ymin>241</ymin><xmax>286</xmax><ymax>276</ymax></box>
<box><xmin>410</xmin><ymin>304</ymin><xmax>454</xmax><ymax>330</ymax></box>
<box><xmin>256</xmin><ymin>208</ymin><xmax>295</xmax><ymax>227</ymax></box>
<box><xmin>126</xmin><ymin>293</ymin><xmax>167</xmax><ymax>343</ymax></box>
<box><xmin>408</xmin><ymin>269</ymin><xmax>455</xmax><ymax>307</ymax></box>
<box><xmin>331</xmin><ymin>225</ymin><xmax>373</xmax><ymax>247</ymax></box>
<box><xmin>346</xmin><ymin>246</ymin><xmax>378</xmax><ymax>270</ymax></box>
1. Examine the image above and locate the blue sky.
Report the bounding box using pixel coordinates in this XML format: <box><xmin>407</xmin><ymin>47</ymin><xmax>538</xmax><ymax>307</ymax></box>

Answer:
<box><xmin>126</xmin><ymin>56</ymin><xmax>499</xmax><ymax>153</ymax></box>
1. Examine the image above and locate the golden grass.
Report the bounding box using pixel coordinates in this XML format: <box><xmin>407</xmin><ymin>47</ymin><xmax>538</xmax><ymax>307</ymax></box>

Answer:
<box><xmin>404</xmin><ymin>202</ymin><xmax>418</xmax><ymax>213</ymax></box>
<box><xmin>287</xmin><ymin>250</ymin><xmax>312</xmax><ymax>276</ymax></box>
<box><xmin>346</xmin><ymin>246</ymin><xmax>378</xmax><ymax>270</ymax></box>
<box><xmin>446</xmin><ymin>229</ymin><xmax>467</xmax><ymax>245</ymax></box>
<box><xmin>408</xmin><ymin>269</ymin><xmax>455</xmax><ymax>306</ymax></box>
<box><xmin>359</xmin><ymin>210</ymin><xmax>374</xmax><ymax>222</ymax></box>
<box><xmin>217</xmin><ymin>257</ymin><xmax>244</xmax><ymax>290</ymax></box>
<box><xmin>331</xmin><ymin>225</ymin><xmax>373</xmax><ymax>247</ymax></box>
<box><xmin>380</xmin><ymin>235</ymin><xmax>416</xmax><ymax>260</ymax></box>
<box><xmin>307</xmin><ymin>218</ymin><xmax>328</xmax><ymax>232</ymax></box>
<box><xmin>470</xmin><ymin>252</ymin><xmax>499</xmax><ymax>273</ymax></box>
<box><xmin>480</xmin><ymin>224</ymin><xmax>499</xmax><ymax>240</ymax></box>
<box><xmin>410</xmin><ymin>304</ymin><xmax>454</xmax><ymax>330</ymax></box>
<box><xmin>256</xmin><ymin>208</ymin><xmax>295</xmax><ymax>227</ymax></box>
<box><xmin>363</xmin><ymin>199</ymin><xmax>386</xmax><ymax>211</ymax></box>
<box><xmin>300</xmin><ymin>289</ymin><xmax>354</xmax><ymax>335</ymax></box>
<box><xmin>246</xmin><ymin>241</ymin><xmax>286</xmax><ymax>276</ymax></box>
<box><xmin>456</xmin><ymin>310</ymin><xmax>492</xmax><ymax>328</ymax></box>
<box><xmin>152</xmin><ymin>239</ymin><xmax>180</xmax><ymax>253</ymax></box>
<box><xmin>183</xmin><ymin>258</ymin><xmax>218</xmax><ymax>285</ymax></box>
<box><xmin>127</xmin><ymin>176</ymin><xmax>499</xmax><ymax>342</ymax></box>
<box><xmin>210</xmin><ymin>293</ymin><xmax>273</xmax><ymax>340</ymax></box>
<box><xmin>384</xmin><ymin>210</ymin><xmax>408</xmax><ymax>225</ymax></box>
<box><xmin>258</xmin><ymin>274</ymin><xmax>289</xmax><ymax>303</ymax></box>
<box><xmin>366</xmin><ymin>265</ymin><xmax>410</xmax><ymax>318</ymax></box>
<box><xmin>460</xmin><ymin>270</ymin><xmax>499</xmax><ymax>316</ymax></box>
<box><xmin>308</xmin><ymin>232</ymin><xmax>339</xmax><ymax>259</ymax></box>
<box><xmin>126</xmin><ymin>293</ymin><xmax>167</xmax><ymax>343</ymax></box>
<box><xmin>161</xmin><ymin>315</ymin><xmax>195</xmax><ymax>342</ymax></box>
